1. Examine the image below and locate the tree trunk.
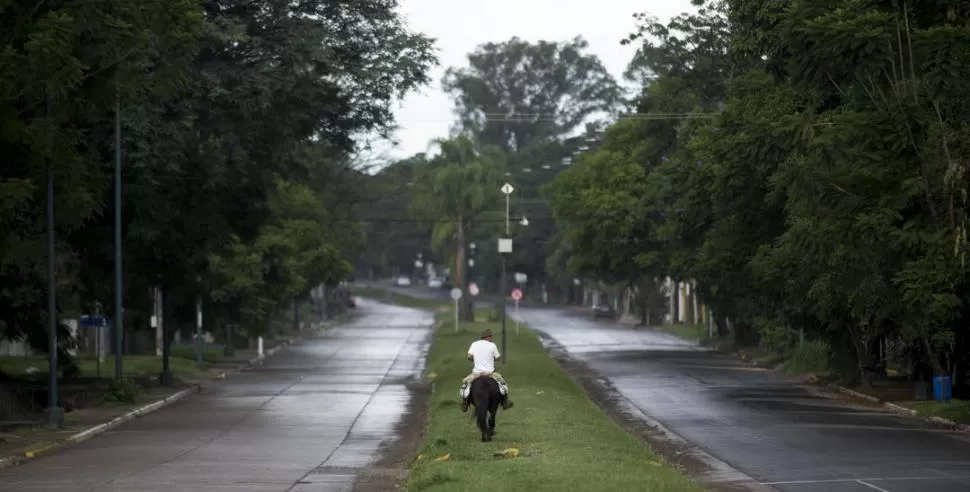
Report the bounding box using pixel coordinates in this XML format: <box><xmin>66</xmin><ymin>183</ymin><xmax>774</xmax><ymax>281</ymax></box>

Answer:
<box><xmin>847</xmin><ymin>321</ymin><xmax>876</xmax><ymax>388</ymax></box>
<box><xmin>921</xmin><ymin>337</ymin><xmax>947</xmax><ymax>376</ymax></box>
<box><xmin>671</xmin><ymin>281</ymin><xmax>680</xmax><ymax>324</ymax></box>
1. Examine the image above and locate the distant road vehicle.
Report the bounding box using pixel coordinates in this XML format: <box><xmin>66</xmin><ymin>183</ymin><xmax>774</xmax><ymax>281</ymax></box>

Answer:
<box><xmin>394</xmin><ymin>276</ymin><xmax>412</xmax><ymax>287</ymax></box>
<box><xmin>428</xmin><ymin>277</ymin><xmax>442</xmax><ymax>288</ymax></box>
<box><xmin>592</xmin><ymin>303</ymin><xmax>617</xmax><ymax>319</ymax></box>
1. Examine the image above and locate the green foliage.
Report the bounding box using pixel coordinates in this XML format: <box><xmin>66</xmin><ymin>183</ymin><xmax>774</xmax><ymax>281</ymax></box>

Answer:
<box><xmin>104</xmin><ymin>378</ymin><xmax>143</xmax><ymax>404</ymax></box>
<box><xmin>1</xmin><ymin>0</ymin><xmax>436</xmax><ymax>363</ymax></box>
<box><xmin>547</xmin><ymin>0</ymin><xmax>970</xmax><ymax>384</ymax></box>
<box><xmin>782</xmin><ymin>341</ymin><xmax>833</xmax><ymax>377</ymax></box>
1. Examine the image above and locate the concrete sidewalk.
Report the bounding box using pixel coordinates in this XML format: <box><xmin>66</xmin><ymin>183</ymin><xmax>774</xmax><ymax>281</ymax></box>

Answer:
<box><xmin>0</xmin><ymin>299</ymin><xmax>432</xmax><ymax>492</ymax></box>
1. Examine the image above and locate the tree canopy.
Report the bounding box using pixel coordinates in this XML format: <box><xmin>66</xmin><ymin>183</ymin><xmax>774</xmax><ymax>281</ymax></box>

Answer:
<box><xmin>1</xmin><ymin>0</ymin><xmax>436</xmax><ymax>371</ymax></box>
<box><xmin>548</xmin><ymin>0</ymin><xmax>970</xmax><ymax>385</ymax></box>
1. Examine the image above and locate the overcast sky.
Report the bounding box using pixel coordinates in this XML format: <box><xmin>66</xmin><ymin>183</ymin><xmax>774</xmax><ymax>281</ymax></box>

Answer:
<box><xmin>366</xmin><ymin>0</ymin><xmax>697</xmax><ymax>161</ymax></box>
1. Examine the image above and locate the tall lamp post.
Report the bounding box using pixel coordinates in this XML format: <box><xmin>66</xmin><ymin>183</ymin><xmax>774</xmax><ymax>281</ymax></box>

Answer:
<box><xmin>44</xmin><ymin>96</ymin><xmax>64</xmax><ymax>428</ymax></box>
<box><xmin>498</xmin><ymin>183</ymin><xmax>515</xmax><ymax>360</ymax></box>
<box><xmin>113</xmin><ymin>77</ymin><xmax>124</xmax><ymax>380</ymax></box>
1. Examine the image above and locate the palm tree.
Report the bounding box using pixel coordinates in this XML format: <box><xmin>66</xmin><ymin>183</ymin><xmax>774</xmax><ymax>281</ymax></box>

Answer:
<box><xmin>410</xmin><ymin>135</ymin><xmax>507</xmax><ymax>321</ymax></box>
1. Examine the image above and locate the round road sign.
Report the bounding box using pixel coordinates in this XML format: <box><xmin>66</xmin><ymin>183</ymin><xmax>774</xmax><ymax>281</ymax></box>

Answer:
<box><xmin>450</xmin><ymin>288</ymin><xmax>463</xmax><ymax>301</ymax></box>
<box><xmin>510</xmin><ymin>288</ymin><xmax>523</xmax><ymax>301</ymax></box>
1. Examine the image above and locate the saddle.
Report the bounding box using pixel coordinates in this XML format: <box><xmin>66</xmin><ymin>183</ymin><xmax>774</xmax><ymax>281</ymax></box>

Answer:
<box><xmin>460</xmin><ymin>372</ymin><xmax>508</xmax><ymax>399</ymax></box>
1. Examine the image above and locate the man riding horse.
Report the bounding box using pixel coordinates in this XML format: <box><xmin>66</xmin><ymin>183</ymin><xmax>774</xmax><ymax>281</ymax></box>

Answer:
<box><xmin>459</xmin><ymin>328</ymin><xmax>513</xmax><ymax>412</ymax></box>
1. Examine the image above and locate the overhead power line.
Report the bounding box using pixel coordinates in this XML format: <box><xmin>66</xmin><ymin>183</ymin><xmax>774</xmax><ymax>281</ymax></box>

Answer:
<box><xmin>397</xmin><ymin>112</ymin><xmax>717</xmax><ymax>123</ymax></box>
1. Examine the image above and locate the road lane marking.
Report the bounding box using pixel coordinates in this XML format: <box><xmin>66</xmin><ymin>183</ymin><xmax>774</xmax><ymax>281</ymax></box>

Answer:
<box><xmin>856</xmin><ymin>480</ymin><xmax>891</xmax><ymax>492</ymax></box>
<box><xmin>762</xmin><ymin>475</ymin><xmax>970</xmax><ymax>485</ymax></box>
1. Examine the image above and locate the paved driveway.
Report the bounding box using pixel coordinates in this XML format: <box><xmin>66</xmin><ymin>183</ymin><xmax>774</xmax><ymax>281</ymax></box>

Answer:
<box><xmin>0</xmin><ymin>299</ymin><xmax>432</xmax><ymax>492</ymax></box>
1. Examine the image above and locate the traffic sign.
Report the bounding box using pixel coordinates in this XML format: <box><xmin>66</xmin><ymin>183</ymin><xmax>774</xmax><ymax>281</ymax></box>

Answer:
<box><xmin>450</xmin><ymin>288</ymin><xmax>463</xmax><ymax>301</ymax></box>
<box><xmin>469</xmin><ymin>283</ymin><xmax>479</xmax><ymax>296</ymax></box>
<box><xmin>501</xmin><ymin>183</ymin><xmax>514</xmax><ymax>195</ymax></box>
<box><xmin>510</xmin><ymin>288</ymin><xmax>523</xmax><ymax>301</ymax></box>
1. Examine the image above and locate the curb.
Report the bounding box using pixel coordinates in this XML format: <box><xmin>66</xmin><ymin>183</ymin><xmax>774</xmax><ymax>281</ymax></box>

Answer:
<box><xmin>731</xmin><ymin>349</ymin><xmax>970</xmax><ymax>434</ymax></box>
<box><xmin>0</xmin><ymin>385</ymin><xmax>201</xmax><ymax>472</ymax></box>
<box><xmin>827</xmin><ymin>384</ymin><xmax>970</xmax><ymax>433</ymax></box>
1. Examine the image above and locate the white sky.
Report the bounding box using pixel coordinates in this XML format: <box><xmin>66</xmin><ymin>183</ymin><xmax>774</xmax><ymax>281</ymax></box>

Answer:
<box><xmin>365</xmin><ymin>0</ymin><xmax>697</xmax><ymax>161</ymax></box>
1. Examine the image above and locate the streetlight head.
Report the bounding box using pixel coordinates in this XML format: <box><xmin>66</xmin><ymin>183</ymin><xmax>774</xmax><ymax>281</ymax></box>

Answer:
<box><xmin>519</xmin><ymin>216</ymin><xmax>529</xmax><ymax>226</ymax></box>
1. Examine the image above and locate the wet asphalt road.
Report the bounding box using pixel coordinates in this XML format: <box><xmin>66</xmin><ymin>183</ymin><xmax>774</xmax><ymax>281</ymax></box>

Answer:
<box><xmin>0</xmin><ymin>299</ymin><xmax>432</xmax><ymax>492</ymax></box>
<box><xmin>513</xmin><ymin>308</ymin><xmax>970</xmax><ymax>492</ymax></box>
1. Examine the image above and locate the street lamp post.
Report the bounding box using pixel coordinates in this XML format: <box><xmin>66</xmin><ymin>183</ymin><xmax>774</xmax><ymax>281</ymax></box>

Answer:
<box><xmin>113</xmin><ymin>77</ymin><xmax>124</xmax><ymax>380</ymax></box>
<box><xmin>499</xmin><ymin>183</ymin><xmax>515</xmax><ymax>361</ymax></box>
<box><xmin>44</xmin><ymin>96</ymin><xmax>64</xmax><ymax>429</ymax></box>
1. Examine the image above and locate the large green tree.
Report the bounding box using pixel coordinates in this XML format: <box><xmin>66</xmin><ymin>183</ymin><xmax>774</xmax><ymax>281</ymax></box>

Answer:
<box><xmin>0</xmin><ymin>0</ymin><xmax>437</xmax><ymax>387</ymax></box>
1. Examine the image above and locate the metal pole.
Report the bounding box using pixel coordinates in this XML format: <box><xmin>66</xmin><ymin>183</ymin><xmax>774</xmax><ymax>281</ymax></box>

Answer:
<box><xmin>113</xmin><ymin>79</ymin><xmax>124</xmax><ymax>380</ymax></box>
<box><xmin>196</xmin><ymin>295</ymin><xmax>203</xmax><ymax>367</ymax></box>
<box><xmin>454</xmin><ymin>299</ymin><xmax>459</xmax><ymax>333</ymax></box>
<box><xmin>515</xmin><ymin>300</ymin><xmax>519</xmax><ymax>336</ymax></box>
<box><xmin>95</xmin><ymin>302</ymin><xmax>102</xmax><ymax>378</ymax></box>
<box><xmin>501</xmin><ymin>255</ymin><xmax>507</xmax><ymax>362</ymax></box>
<box><xmin>505</xmin><ymin>195</ymin><xmax>510</xmax><ymax>235</ymax></box>
<box><xmin>45</xmin><ymin>96</ymin><xmax>63</xmax><ymax>428</ymax></box>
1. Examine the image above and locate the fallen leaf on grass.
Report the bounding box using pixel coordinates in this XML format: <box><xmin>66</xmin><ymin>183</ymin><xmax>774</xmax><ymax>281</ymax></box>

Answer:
<box><xmin>434</xmin><ymin>454</ymin><xmax>451</xmax><ymax>462</ymax></box>
<box><xmin>415</xmin><ymin>454</ymin><xmax>423</xmax><ymax>461</ymax></box>
<box><xmin>493</xmin><ymin>448</ymin><xmax>519</xmax><ymax>458</ymax></box>
<box><xmin>647</xmin><ymin>460</ymin><xmax>662</xmax><ymax>467</ymax></box>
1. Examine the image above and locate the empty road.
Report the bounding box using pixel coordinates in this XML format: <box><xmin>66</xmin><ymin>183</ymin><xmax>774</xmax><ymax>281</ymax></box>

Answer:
<box><xmin>513</xmin><ymin>307</ymin><xmax>970</xmax><ymax>492</ymax></box>
<box><xmin>0</xmin><ymin>299</ymin><xmax>432</xmax><ymax>492</ymax></box>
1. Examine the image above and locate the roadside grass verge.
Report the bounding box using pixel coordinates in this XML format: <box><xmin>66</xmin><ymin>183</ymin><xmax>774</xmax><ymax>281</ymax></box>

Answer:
<box><xmin>406</xmin><ymin>313</ymin><xmax>701</xmax><ymax>492</ymax></box>
<box><xmin>778</xmin><ymin>340</ymin><xmax>830</xmax><ymax>376</ymax></box>
<box><xmin>897</xmin><ymin>399</ymin><xmax>970</xmax><ymax>425</ymax></box>
<box><xmin>655</xmin><ymin>323</ymin><xmax>708</xmax><ymax>342</ymax></box>
<box><xmin>353</xmin><ymin>285</ymin><xmax>448</xmax><ymax>311</ymax></box>
<box><xmin>0</xmin><ymin>354</ymin><xmax>213</xmax><ymax>380</ymax></box>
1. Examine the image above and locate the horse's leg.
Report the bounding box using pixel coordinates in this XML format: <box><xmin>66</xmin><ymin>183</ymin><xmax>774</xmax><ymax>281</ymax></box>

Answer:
<box><xmin>487</xmin><ymin>400</ymin><xmax>499</xmax><ymax>437</ymax></box>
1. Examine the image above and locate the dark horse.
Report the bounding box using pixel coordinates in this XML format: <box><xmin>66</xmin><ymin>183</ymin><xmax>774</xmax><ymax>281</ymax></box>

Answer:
<box><xmin>470</xmin><ymin>376</ymin><xmax>502</xmax><ymax>442</ymax></box>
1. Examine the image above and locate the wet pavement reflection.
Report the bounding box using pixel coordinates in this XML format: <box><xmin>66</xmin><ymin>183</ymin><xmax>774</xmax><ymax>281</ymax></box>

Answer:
<box><xmin>513</xmin><ymin>308</ymin><xmax>970</xmax><ymax>492</ymax></box>
<box><xmin>0</xmin><ymin>299</ymin><xmax>432</xmax><ymax>492</ymax></box>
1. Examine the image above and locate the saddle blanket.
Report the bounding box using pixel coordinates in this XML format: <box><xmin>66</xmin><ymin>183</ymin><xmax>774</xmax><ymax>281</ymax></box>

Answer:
<box><xmin>459</xmin><ymin>372</ymin><xmax>508</xmax><ymax>399</ymax></box>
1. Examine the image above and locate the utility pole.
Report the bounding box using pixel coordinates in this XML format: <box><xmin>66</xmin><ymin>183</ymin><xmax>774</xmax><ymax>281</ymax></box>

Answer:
<box><xmin>45</xmin><ymin>95</ymin><xmax>64</xmax><ymax>428</ymax></box>
<box><xmin>113</xmin><ymin>76</ymin><xmax>124</xmax><ymax>380</ymax></box>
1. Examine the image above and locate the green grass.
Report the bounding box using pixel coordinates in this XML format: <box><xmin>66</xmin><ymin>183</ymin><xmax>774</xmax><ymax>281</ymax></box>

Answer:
<box><xmin>353</xmin><ymin>285</ymin><xmax>448</xmax><ymax>311</ymax></box>
<box><xmin>169</xmin><ymin>345</ymin><xmax>230</xmax><ymax>363</ymax></box>
<box><xmin>0</xmin><ymin>354</ymin><xmax>212</xmax><ymax>379</ymax></box>
<box><xmin>405</xmin><ymin>313</ymin><xmax>701</xmax><ymax>492</ymax></box>
<box><xmin>655</xmin><ymin>323</ymin><xmax>709</xmax><ymax>342</ymax></box>
<box><xmin>900</xmin><ymin>399</ymin><xmax>970</xmax><ymax>425</ymax></box>
<box><xmin>779</xmin><ymin>340</ymin><xmax>831</xmax><ymax>375</ymax></box>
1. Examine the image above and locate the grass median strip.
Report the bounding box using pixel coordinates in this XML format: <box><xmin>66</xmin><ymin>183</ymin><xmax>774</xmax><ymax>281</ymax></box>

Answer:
<box><xmin>406</xmin><ymin>314</ymin><xmax>701</xmax><ymax>492</ymax></box>
<box><xmin>352</xmin><ymin>285</ymin><xmax>448</xmax><ymax>311</ymax></box>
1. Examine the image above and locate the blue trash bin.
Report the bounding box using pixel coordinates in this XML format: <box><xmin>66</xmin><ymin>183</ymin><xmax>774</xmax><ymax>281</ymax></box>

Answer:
<box><xmin>933</xmin><ymin>375</ymin><xmax>952</xmax><ymax>402</ymax></box>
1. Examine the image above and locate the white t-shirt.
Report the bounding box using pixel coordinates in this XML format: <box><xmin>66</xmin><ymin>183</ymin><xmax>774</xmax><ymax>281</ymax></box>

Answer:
<box><xmin>468</xmin><ymin>339</ymin><xmax>501</xmax><ymax>374</ymax></box>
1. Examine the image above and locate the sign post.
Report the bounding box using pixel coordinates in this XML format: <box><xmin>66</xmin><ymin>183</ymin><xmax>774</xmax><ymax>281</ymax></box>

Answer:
<box><xmin>510</xmin><ymin>288</ymin><xmax>523</xmax><ymax>335</ymax></box>
<box><xmin>501</xmin><ymin>183</ymin><xmax>514</xmax><ymax>234</ymax></box>
<box><xmin>450</xmin><ymin>288</ymin><xmax>463</xmax><ymax>333</ymax></box>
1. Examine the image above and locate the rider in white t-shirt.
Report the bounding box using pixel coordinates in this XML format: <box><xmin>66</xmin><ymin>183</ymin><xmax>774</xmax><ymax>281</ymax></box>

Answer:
<box><xmin>459</xmin><ymin>328</ymin><xmax>513</xmax><ymax>412</ymax></box>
